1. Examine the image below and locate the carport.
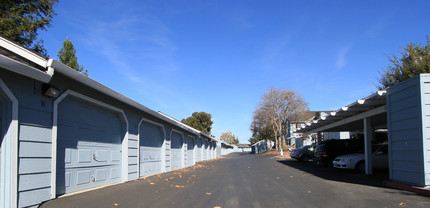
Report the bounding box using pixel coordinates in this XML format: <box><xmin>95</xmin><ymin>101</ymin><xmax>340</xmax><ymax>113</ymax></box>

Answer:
<box><xmin>295</xmin><ymin>90</ymin><xmax>387</xmax><ymax>175</ymax></box>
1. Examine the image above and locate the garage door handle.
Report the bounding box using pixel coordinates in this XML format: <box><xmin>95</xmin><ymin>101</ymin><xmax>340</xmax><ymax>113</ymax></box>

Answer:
<box><xmin>93</xmin><ymin>154</ymin><xmax>99</xmax><ymax>162</ymax></box>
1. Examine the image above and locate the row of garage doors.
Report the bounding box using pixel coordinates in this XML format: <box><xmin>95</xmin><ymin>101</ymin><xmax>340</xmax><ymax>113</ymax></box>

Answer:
<box><xmin>55</xmin><ymin>96</ymin><xmax>216</xmax><ymax>196</ymax></box>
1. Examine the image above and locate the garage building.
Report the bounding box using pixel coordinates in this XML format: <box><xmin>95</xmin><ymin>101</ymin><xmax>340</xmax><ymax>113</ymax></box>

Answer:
<box><xmin>0</xmin><ymin>36</ymin><xmax>235</xmax><ymax>208</ymax></box>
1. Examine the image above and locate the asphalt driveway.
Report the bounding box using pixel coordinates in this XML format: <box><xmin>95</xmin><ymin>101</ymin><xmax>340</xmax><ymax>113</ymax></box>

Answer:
<box><xmin>40</xmin><ymin>152</ymin><xmax>430</xmax><ymax>208</ymax></box>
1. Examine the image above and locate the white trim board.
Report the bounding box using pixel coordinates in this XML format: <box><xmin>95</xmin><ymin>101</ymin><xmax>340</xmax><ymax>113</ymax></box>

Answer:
<box><xmin>0</xmin><ymin>78</ymin><xmax>18</xmax><ymax>208</ymax></box>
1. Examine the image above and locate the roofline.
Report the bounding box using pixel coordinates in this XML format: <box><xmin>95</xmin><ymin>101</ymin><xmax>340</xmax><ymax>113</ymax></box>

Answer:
<box><xmin>295</xmin><ymin>90</ymin><xmax>387</xmax><ymax>134</ymax></box>
<box><xmin>50</xmin><ymin>59</ymin><xmax>206</xmax><ymax>136</ymax></box>
<box><xmin>0</xmin><ymin>37</ymin><xmax>47</xmax><ymax>67</ymax></box>
<box><xmin>0</xmin><ymin>54</ymin><xmax>52</xmax><ymax>83</ymax></box>
<box><xmin>0</xmin><ymin>36</ymin><xmax>212</xmax><ymax>138</ymax></box>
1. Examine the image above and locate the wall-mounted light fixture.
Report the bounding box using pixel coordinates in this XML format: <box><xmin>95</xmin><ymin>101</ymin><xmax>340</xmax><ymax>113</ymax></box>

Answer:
<box><xmin>42</xmin><ymin>84</ymin><xmax>60</xmax><ymax>98</ymax></box>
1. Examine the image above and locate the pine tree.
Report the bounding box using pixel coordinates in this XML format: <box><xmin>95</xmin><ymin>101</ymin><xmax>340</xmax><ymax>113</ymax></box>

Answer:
<box><xmin>58</xmin><ymin>37</ymin><xmax>88</xmax><ymax>75</ymax></box>
<box><xmin>0</xmin><ymin>0</ymin><xmax>58</xmax><ymax>56</ymax></box>
<box><xmin>378</xmin><ymin>36</ymin><xmax>430</xmax><ymax>89</ymax></box>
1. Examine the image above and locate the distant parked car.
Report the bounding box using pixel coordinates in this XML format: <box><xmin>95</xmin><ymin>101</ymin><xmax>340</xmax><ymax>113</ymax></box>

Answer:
<box><xmin>290</xmin><ymin>145</ymin><xmax>316</xmax><ymax>162</ymax></box>
<box><xmin>333</xmin><ymin>144</ymin><xmax>388</xmax><ymax>172</ymax></box>
<box><xmin>315</xmin><ymin>139</ymin><xmax>364</xmax><ymax>167</ymax></box>
<box><xmin>314</xmin><ymin>144</ymin><xmax>327</xmax><ymax>166</ymax></box>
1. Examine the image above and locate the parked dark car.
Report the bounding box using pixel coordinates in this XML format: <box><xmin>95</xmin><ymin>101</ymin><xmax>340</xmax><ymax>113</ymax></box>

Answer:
<box><xmin>315</xmin><ymin>139</ymin><xmax>363</xmax><ymax>167</ymax></box>
<box><xmin>290</xmin><ymin>145</ymin><xmax>316</xmax><ymax>162</ymax></box>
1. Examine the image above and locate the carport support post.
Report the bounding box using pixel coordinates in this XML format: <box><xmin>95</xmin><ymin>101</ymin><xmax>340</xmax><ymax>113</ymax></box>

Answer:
<box><xmin>364</xmin><ymin>118</ymin><xmax>373</xmax><ymax>175</ymax></box>
<box><xmin>317</xmin><ymin>132</ymin><xmax>322</xmax><ymax>145</ymax></box>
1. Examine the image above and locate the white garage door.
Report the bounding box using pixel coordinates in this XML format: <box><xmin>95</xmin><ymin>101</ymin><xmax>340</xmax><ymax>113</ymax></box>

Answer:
<box><xmin>170</xmin><ymin>131</ymin><xmax>183</xmax><ymax>170</ymax></box>
<box><xmin>203</xmin><ymin>140</ymin><xmax>208</xmax><ymax>160</ymax></box>
<box><xmin>0</xmin><ymin>100</ymin><xmax>3</xmax><ymax>203</ymax></box>
<box><xmin>139</xmin><ymin>121</ymin><xmax>163</xmax><ymax>177</ymax></box>
<box><xmin>56</xmin><ymin>97</ymin><xmax>123</xmax><ymax>195</ymax></box>
<box><xmin>196</xmin><ymin>139</ymin><xmax>202</xmax><ymax>162</ymax></box>
<box><xmin>209</xmin><ymin>143</ymin><xmax>214</xmax><ymax>159</ymax></box>
<box><xmin>187</xmin><ymin>137</ymin><xmax>195</xmax><ymax>167</ymax></box>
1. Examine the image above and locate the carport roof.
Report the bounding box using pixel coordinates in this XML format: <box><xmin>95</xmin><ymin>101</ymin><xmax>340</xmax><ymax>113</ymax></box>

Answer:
<box><xmin>295</xmin><ymin>90</ymin><xmax>387</xmax><ymax>134</ymax></box>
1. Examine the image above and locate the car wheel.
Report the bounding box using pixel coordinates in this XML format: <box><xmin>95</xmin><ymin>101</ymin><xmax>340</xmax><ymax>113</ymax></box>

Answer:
<box><xmin>356</xmin><ymin>161</ymin><xmax>365</xmax><ymax>173</ymax></box>
<box><xmin>301</xmin><ymin>155</ymin><xmax>310</xmax><ymax>162</ymax></box>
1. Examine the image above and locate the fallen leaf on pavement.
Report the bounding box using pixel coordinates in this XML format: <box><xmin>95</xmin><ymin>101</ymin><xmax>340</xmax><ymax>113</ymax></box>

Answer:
<box><xmin>290</xmin><ymin>176</ymin><xmax>294</xmax><ymax>178</ymax></box>
<box><xmin>206</xmin><ymin>193</ymin><xmax>212</xmax><ymax>195</ymax></box>
<box><xmin>114</xmin><ymin>203</ymin><xmax>118</xmax><ymax>206</ymax></box>
<box><xmin>150</xmin><ymin>182</ymin><xmax>155</xmax><ymax>185</ymax></box>
<box><xmin>308</xmin><ymin>191</ymin><xmax>311</xmax><ymax>193</ymax></box>
<box><xmin>399</xmin><ymin>202</ymin><xmax>406</xmax><ymax>206</ymax></box>
<box><xmin>175</xmin><ymin>185</ymin><xmax>184</xmax><ymax>188</ymax></box>
<box><xmin>214</xmin><ymin>206</ymin><xmax>222</xmax><ymax>208</ymax></box>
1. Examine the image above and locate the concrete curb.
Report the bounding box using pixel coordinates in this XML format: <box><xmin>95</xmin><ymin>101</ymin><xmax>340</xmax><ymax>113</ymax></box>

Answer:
<box><xmin>383</xmin><ymin>180</ymin><xmax>430</xmax><ymax>196</ymax></box>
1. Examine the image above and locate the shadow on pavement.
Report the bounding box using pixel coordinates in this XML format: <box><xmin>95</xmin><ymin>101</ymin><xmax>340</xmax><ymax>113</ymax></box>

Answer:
<box><xmin>277</xmin><ymin>159</ymin><xmax>389</xmax><ymax>188</ymax></box>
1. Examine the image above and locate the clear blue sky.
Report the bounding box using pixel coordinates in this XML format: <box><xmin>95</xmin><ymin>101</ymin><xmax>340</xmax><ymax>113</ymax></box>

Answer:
<box><xmin>39</xmin><ymin>0</ymin><xmax>430</xmax><ymax>143</ymax></box>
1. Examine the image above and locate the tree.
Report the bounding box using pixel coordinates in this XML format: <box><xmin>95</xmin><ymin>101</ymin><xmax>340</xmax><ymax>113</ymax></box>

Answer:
<box><xmin>378</xmin><ymin>36</ymin><xmax>430</xmax><ymax>89</ymax></box>
<box><xmin>220</xmin><ymin>131</ymin><xmax>239</xmax><ymax>145</ymax></box>
<box><xmin>58</xmin><ymin>37</ymin><xmax>88</xmax><ymax>75</ymax></box>
<box><xmin>249</xmin><ymin>105</ymin><xmax>275</xmax><ymax>144</ymax></box>
<box><xmin>0</xmin><ymin>0</ymin><xmax>58</xmax><ymax>56</ymax></box>
<box><xmin>181</xmin><ymin>112</ymin><xmax>213</xmax><ymax>135</ymax></box>
<box><xmin>251</xmin><ymin>88</ymin><xmax>310</xmax><ymax>151</ymax></box>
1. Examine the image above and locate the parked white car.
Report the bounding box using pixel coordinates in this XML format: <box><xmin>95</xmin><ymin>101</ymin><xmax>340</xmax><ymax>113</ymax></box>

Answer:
<box><xmin>333</xmin><ymin>144</ymin><xmax>388</xmax><ymax>172</ymax></box>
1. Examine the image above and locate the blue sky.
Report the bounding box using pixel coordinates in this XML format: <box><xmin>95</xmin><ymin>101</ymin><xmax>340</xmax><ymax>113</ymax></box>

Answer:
<box><xmin>39</xmin><ymin>0</ymin><xmax>430</xmax><ymax>143</ymax></box>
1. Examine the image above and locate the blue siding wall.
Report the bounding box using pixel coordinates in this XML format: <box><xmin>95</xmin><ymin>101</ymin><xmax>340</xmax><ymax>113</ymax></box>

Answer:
<box><xmin>5</xmin><ymin>75</ymin><xmax>53</xmax><ymax>208</ymax></box>
<box><xmin>387</xmin><ymin>75</ymin><xmax>426</xmax><ymax>186</ymax></box>
<box><xmin>128</xmin><ymin>133</ymin><xmax>138</xmax><ymax>180</ymax></box>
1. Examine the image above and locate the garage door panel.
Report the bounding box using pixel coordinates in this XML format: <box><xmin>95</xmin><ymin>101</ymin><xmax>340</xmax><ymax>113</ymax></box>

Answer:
<box><xmin>95</xmin><ymin>150</ymin><xmax>108</xmax><ymax>162</ymax></box>
<box><xmin>64</xmin><ymin>149</ymin><xmax>72</xmax><ymax>164</ymax></box>
<box><xmin>78</xmin><ymin>149</ymin><xmax>92</xmax><ymax>164</ymax></box>
<box><xmin>111</xmin><ymin>167</ymin><xmax>121</xmax><ymax>179</ymax></box>
<box><xmin>76</xmin><ymin>170</ymin><xmax>91</xmax><ymax>185</ymax></box>
<box><xmin>64</xmin><ymin>172</ymin><xmax>71</xmax><ymax>187</ymax></box>
<box><xmin>140</xmin><ymin>161</ymin><xmax>161</xmax><ymax>175</ymax></box>
<box><xmin>142</xmin><ymin>148</ymin><xmax>161</xmax><ymax>161</ymax></box>
<box><xmin>111</xmin><ymin>150</ymin><xmax>121</xmax><ymax>162</ymax></box>
<box><xmin>95</xmin><ymin>169</ymin><xmax>108</xmax><ymax>182</ymax></box>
